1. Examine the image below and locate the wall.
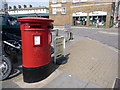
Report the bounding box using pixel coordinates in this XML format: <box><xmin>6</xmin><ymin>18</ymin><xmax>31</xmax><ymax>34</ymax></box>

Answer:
<box><xmin>49</xmin><ymin>1</ymin><xmax>113</xmax><ymax>28</ymax></box>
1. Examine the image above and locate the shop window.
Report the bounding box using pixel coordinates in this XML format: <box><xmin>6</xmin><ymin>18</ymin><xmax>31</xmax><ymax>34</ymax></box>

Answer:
<box><xmin>62</xmin><ymin>0</ymin><xmax>67</xmax><ymax>3</ymax></box>
<box><xmin>73</xmin><ymin>17</ymin><xmax>87</xmax><ymax>26</ymax></box>
<box><xmin>52</xmin><ymin>8</ymin><xmax>57</xmax><ymax>15</ymax></box>
<box><xmin>52</xmin><ymin>0</ymin><xmax>57</xmax><ymax>3</ymax></box>
<box><xmin>61</xmin><ymin>7</ymin><xmax>66</xmax><ymax>15</ymax></box>
<box><xmin>73</xmin><ymin>0</ymin><xmax>79</xmax><ymax>3</ymax></box>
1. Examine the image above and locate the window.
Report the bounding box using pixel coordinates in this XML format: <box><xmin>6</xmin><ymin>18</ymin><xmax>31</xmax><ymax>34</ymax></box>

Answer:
<box><xmin>9</xmin><ymin>6</ymin><xmax>12</xmax><ymax>9</ymax></box>
<box><xmin>61</xmin><ymin>7</ymin><xmax>66</xmax><ymax>14</ymax></box>
<box><xmin>52</xmin><ymin>8</ymin><xmax>57</xmax><ymax>14</ymax></box>
<box><xmin>13</xmin><ymin>6</ymin><xmax>17</xmax><ymax>9</ymax></box>
<box><xmin>80</xmin><ymin>0</ymin><xmax>87</xmax><ymax>2</ymax></box>
<box><xmin>52</xmin><ymin>0</ymin><xmax>57</xmax><ymax>3</ymax></box>
<box><xmin>18</xmin><ymin>5</ymin><xmax>21</xmax><ymax>9</ymax></box>
<box><xmin>73</xmin><ymin>0</ymin><xmax>79</xmax><ymax>3</ymax></box>
<box><xmin>62</xmin><ymin>0</ymin><xmax>66</xmax><ymax>3</ymax></box>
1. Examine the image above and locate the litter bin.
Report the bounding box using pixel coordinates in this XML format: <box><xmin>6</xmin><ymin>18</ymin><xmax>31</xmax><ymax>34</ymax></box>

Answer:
<box><xmin>18</xmin><ymin>17</ymin><xmax>54</xmax><ymax>83</ymax></box>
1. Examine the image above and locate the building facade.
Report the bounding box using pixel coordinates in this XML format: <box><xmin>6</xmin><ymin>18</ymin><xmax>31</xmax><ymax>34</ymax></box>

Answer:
<box><xmin>8</xmin><ymin>6</ymin><xmax>49</xmax><ymax>18</ymax></box>
<box><xmin>49</xmin><ymin>0</ymin><xmax>115</xmax><ymax>28</ymax></box>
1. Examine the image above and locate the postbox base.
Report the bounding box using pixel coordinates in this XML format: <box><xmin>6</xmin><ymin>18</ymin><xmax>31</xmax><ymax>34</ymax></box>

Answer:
<box><xmin>23</xmin><ymin>62</ymin><xmax>51</xmax><ymax>83</ymax></box>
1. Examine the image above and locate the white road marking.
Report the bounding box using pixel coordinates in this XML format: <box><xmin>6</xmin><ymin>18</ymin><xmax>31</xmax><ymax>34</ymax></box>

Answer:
<box><xmin>98</xmin><ymin>31</ymin><xmax>118</xmax><ymax>35</ymax></box>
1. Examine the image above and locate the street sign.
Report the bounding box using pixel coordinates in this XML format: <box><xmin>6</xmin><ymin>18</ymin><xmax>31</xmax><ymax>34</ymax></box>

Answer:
<box><xmin>64</xmin><ymin>24</ymin><xmax>72</xmax><ymax>41</ymax></box>
<box><xmin>64</xmin><ymin>24</ymin><xmax>71</xmax><ymax>31</ymax></box>
<box><xmin>54</xmin><ymin>36</ymin><xmax>65</xmax><ymax>64</ymax></box>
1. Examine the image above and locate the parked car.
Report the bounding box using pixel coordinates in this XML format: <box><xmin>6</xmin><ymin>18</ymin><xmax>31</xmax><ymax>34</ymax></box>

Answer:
<box><xmin>0</xmin><ymin>14</ymin><xmax>21</xmax><ymax>80</ymax></box>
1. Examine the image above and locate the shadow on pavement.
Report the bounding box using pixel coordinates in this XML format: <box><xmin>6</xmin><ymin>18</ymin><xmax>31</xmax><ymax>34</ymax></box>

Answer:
<box><xmin>3</xmin><ymin>49</ymin><xmax>70</xmax><ymax>81</ymax></box>
<box><xmin>6</xmin><ymin>51</ymin><xmax>22</xmax><ymax>80</ymax></box>
<box><xmin>48</xmin><ymin>53</ymin><xmax>70</xmax><ymax>77</ymax></box>
<box><xmin>55</xmin><ymin>53</ymin><xmax>70</xmax><ymax>65</ymax></box>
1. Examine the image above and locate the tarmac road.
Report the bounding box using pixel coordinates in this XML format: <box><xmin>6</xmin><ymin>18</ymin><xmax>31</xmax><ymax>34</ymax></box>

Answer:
<box><xmin>73</xmin><ymin>28</ymin><xmax>118</xmax><ymax>49</ymax></box>
<box><xmin>55</xmin><ymin>26</ymin><xmax>119</xmax><ymax>50</ymax></box>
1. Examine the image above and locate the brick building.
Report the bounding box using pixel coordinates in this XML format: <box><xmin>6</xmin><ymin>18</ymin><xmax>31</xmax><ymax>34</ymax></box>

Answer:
<box><xmin>49</xmin><ymin>0</ymin><xmax>115</xmax><ymax>28</ymax></box>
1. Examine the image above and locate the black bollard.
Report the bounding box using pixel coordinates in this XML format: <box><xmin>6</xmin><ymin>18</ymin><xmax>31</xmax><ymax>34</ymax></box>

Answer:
<box><xmin>69</xmin><ymin>32</ymin><xmax>73</xmax><ymax>40</ymax></box>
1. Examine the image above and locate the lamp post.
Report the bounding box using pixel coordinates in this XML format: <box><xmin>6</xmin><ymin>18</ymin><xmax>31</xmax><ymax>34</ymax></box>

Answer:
<box><xmin>114</xmin><ymin>0</ymin><xmax>119</xmax><ymax>23</ymax></box>
<box><xmin>3</xmin><ymin>0</ymin><xmax>8</xmax><ymax>14</ymax></box>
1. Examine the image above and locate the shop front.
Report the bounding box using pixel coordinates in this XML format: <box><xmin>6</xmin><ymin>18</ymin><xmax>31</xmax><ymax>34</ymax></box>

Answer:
<box><xmin>72</xmin><ymin>11</ymin><xmax>113</xmax><ymax>28</ymax></box>
<box><xmin>72</xmin><ymin>12</ymin><xmax>87</xmax><ymax>26</ymax></box>
<box><xmin>89</xmin><ymin>11</ymin><xmax>107</xmax><ymax>28</ymax></box>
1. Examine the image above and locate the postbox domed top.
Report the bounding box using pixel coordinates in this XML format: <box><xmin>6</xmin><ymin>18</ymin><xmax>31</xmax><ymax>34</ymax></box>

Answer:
<box><xmin>18</xmin><ymin>17</ymin><xmax>54</xmax><ymax>23</ymax></box>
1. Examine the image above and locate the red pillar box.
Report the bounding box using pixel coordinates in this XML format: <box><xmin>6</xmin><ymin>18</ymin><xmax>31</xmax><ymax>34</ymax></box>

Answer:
<box><xmin>18</xmin><ymin>17</ymin><xmax>54</xmax><ymax>83</ymax></box>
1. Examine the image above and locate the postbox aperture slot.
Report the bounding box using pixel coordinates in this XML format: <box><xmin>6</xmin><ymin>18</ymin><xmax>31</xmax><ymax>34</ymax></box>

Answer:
<box><xmin>30</xmin><ymin>25</ymin><xmax>41</xmax><ymax>29</ymax></box>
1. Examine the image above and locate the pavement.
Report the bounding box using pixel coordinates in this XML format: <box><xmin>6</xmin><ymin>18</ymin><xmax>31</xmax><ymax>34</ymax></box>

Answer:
<box><xmin>54</xmin><ymin>26</ymin><xmax>119</xmax><ymax>31</ymax></box>
<box><xmin>59</xmin><ymin>38</ymin><xmax>118</xmax><ymax>88</ymax></box>
<box><xmin>2</xmin><ymin>35</ymin><xmax>118</xmax><ymax>88</ymax></box>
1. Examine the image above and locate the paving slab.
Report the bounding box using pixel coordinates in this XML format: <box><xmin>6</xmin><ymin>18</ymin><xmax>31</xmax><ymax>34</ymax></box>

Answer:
<box><xmin>2</xmin><ymin>69</ymin><xmax>62</xmax><ymax>88</ymax></box>
<box><xmin>58</xmin><ymin>38</ymin><xmax>118</xmax><ymax>88</ymax></box>
<box><xmin>43</xmin><ymin>72</ymin><xmax>101</xmax><ymax>88</ymax></box>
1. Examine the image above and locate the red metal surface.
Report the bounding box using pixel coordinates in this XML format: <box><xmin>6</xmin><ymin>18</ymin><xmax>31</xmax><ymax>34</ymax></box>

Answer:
<box><xmin>18</xmin><ymin>17</ymin><xmax>54</xmax><ymax>67</ymax></box>
<box><xmin>18</xmin><ymin>17</ymin><xmax>53</xmax><ymax>23</ymax></box>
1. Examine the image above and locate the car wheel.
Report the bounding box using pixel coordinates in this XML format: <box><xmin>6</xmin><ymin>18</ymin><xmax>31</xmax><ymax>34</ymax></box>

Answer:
<box><xmin>0</xmin><ymin>55</ymin><xmax>12</xmax><ymax>80</ymax></box>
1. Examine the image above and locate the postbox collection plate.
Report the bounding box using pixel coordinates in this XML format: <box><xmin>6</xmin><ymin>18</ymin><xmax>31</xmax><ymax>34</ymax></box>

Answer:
<box><xmin>34</xmin><ymin>36</ymin><xmax>40</xmax><ymax>45</ymax></box>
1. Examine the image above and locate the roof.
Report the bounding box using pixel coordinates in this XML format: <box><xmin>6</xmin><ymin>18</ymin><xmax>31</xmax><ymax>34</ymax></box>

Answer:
<box><xmin>10</xmin><ymin>13</ymin><xmax>49</xmax><ymax>17</ymax></box>
<box><xmin>8</xmin><ymin>7</ymin><xmax>49</xmax><ymax>11</ymax></box>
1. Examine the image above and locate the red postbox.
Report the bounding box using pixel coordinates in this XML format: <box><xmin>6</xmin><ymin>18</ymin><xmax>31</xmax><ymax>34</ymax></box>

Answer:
<box><xmin>18</xmin><ymin>17</ymin><xmax>54</xmax><ymax>83</ymax></box>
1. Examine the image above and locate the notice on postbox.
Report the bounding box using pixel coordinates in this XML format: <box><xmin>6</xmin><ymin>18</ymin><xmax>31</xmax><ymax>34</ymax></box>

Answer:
<box><xmin>54</xmin><ymin>36</ymin><xmax>65</xmax><ymax>64</ymax></box>
<box><xmin>34</xmin><ymin>36</ymin><xmax>40</xmax><ymax>45</ymax></box>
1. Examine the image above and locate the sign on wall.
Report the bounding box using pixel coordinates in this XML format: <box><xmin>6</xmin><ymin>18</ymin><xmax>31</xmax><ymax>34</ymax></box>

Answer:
<box><xmin>72</xmin><ymin>12</ymin><xmax>87</xmax><ymax>17</ymax></box>
<box><xmin>51</xmin><ymin>4</ymin><xmax>62</xmax><ymax>8</ymax></box>
<box><xmin>89</xmin><ymin>11</ymin><xmax>107</xmax><ymax>16</ymax></box>
<box><xmin>64</xmin><ymin>24</ymin><xmax>72</xmax><ymax>31</ymax></box>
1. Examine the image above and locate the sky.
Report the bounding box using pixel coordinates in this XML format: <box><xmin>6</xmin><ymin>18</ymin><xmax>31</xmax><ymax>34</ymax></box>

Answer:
<box><xmin>0</xmin><ymin>1</ymin><xmax>2</xmax><ymax>9</ymax></box>
<box><xmin>6</xmin><ymin>0</ymin><xmax>49</xmax><ymax>7</ymax></box>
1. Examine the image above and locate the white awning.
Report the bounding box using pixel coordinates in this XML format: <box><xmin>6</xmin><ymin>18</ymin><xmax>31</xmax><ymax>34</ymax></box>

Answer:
<box><xmin>72</xmin><ymin>11</ymin><xmax>107</xmax><ymax>17</ymax></box>
<box><xmin>89</xmin><ymin>11</ymin><xmax>107</xmax><ymax>16</ymax></box>
<box><xmin>72</xmin><ymin>12</ymin><xmax>87</xmax><ymax>16</ymax></box>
